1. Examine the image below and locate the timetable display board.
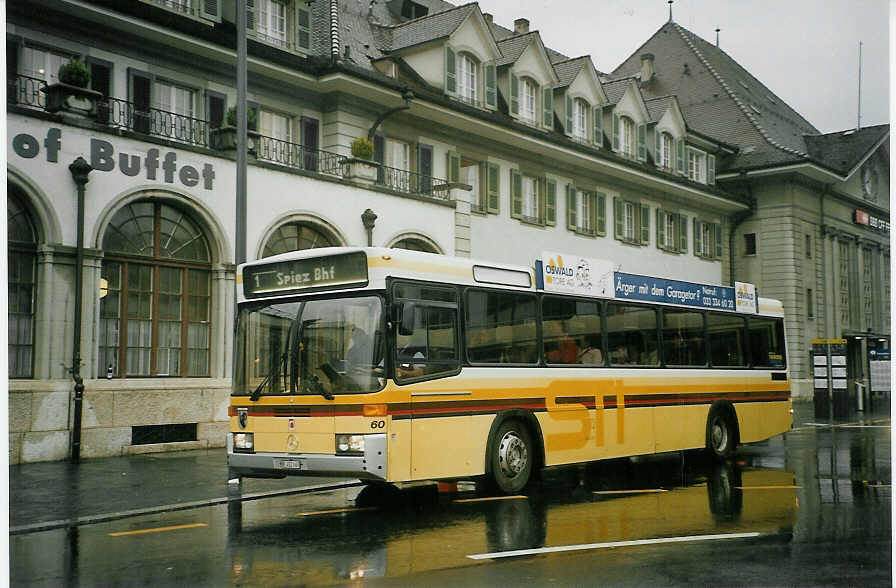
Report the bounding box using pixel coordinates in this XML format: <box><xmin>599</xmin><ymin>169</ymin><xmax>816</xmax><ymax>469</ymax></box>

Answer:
<box><xmin>243</xmin><ymin>251</ymin><xmax>368</xmax><ymax>297</ymax></box>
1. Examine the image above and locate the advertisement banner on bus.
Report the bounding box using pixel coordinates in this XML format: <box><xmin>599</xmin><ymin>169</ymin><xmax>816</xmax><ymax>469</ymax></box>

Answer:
<box><xmin>539</xmin><ymin>252</ymin><xmax>614</xmax><ymax>297</ymax></box>
<box><xmin>735</xmin><ymin>281</ymin><xmax>757</xmax><ymax>313</ymax></box>
<box><xmin>613</xmin><ymin>272</ymin><xmax>736</xmax><ymax>310</ymax></box>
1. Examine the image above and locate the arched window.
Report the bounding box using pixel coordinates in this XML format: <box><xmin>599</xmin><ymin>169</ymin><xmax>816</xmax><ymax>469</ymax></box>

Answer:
<box><xmin>99</xmin><ymin>200</ymin><xmax>212</xmax><ymax>377</ymax></box>
<box><xmin>392</xmin><ymin>238</ymin><xmax>439</xmax><ymax>253</ymax></box>
<box><xmin>520</xmin><ymin>78</ymin><xmax>538</xmax><ymax>123</ymax></box>
<box><xmin>457</xmin><ymin>53</ymin><xmax>478</xmax><ymax>104</ymax></box>
<box><xmin>262</xmin><ymin>221</ymin><xmax>337</xmax><ymax>257</ymax></box>
<box><xmin>8</xmin><ymin>185</ymin><xmax>38</xmax><ymax>378</ymax></box>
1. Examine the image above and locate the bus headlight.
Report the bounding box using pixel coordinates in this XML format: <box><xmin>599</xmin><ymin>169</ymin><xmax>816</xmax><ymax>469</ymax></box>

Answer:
<box><xmin>233</xmin><ymin>432</ymin><xmax>254</xmax><ymax>451</ymax></box>
<box><xmin>336</xmin><ymin>434</ymin><xmax>365</xmax><ymax>455</ymax></box>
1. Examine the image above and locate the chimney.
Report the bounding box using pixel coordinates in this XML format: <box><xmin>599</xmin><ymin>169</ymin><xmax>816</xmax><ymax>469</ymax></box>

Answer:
<box><xmin>483</xmin><ymin>12</ymin><xmax>493</xmax><ymax>25</ymax></box>
<box><xmin>514</xmin><ymin>18</ymin><xmax>529</xmax><ymax>34</ymax></box>
<box><xmin>640</xmin><ymin>53</ymin><xmax>655</xmax><ymax>83</ymax></box>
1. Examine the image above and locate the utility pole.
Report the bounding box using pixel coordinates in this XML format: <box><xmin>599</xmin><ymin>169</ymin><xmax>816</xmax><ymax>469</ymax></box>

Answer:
<box><xmin>236</xmin><ymin>0</ymin><xmax>247</xmax><ymax>266</ymax></box>
<box><xmin>857</xmin><ymin>41</ymin><xmax>863</xmax><ymax>130</ymax></box>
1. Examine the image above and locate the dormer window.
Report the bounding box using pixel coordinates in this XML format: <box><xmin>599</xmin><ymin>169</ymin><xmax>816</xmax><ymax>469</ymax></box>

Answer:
<box><xmin>457</xmin><ymin>54</ymin><xmax>478</xmax><ymax>104</ymax></box>
<box><xmin>658</xmin><ymin>132</ymin><xmax>673</xmax><ymax>170</ymax></box>
<box><xmin>620</xmin><ymin>116</ymin><xmax>635</xmax><ymax>157</ymax></box>
<box><xmin>247</xmin><ymin>0</ymin><xmax>312</xmax><ymax>53</ymax></box>
<box><xmin>258</xmin><ymin>0</ymin><xmax>287</xmax><ymax>46</ymax></box>
<box><xmin>687</xmin><ymin>148</ymin><xmax>706</xmax><ymax>183</ymax></box>
<box><xmin>520</xmin><ymin>78</ymin><xmax>537</xmax><ymax>123</ymax></box>
<box><xmin>572</xmin><ymin>98</ymin><xmax>588</xmax><ymax>141</ymax></box>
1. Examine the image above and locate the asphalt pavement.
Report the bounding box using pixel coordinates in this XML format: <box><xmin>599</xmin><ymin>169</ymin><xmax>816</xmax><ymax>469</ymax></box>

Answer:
<box><xmin>9</xmin><ymin>397</ymin><xmax>888</xmax><ymax>536</ymax></box>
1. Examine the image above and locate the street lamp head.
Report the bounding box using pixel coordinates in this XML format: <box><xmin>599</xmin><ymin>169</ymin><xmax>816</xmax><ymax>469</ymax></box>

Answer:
<box><xmin>68</xmin><ymin>156</ymin><xmax>93</xmax><ymax>185</ymax></box>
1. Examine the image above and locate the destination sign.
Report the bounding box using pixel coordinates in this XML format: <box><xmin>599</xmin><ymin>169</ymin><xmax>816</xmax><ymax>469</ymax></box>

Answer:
<box><xmin>614</xmin><ymin>272</ymin><xmax>736</xmax><ymax>311</ymax></box>
<box><xmin>243</xmin><ymin>251</ymin><xmax>368</xmax><ymax>297</ymax></box>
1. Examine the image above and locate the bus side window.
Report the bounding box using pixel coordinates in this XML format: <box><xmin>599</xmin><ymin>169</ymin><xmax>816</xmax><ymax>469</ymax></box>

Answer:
<box><xmin>392</xmin><ymin>282</ymin><xmax>460</xmax><ymax>382</ymax></box>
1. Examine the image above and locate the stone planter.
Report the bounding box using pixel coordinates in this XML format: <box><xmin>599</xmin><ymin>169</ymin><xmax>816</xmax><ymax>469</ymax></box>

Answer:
<box><xmin>342</xmin><ymin>158</ymin><xmax>380</xmax><ymax>184</ymax></box>
<box><xmin>41</xmin><ymin>82</ymin><xmax>102</xmax><ymax>116</ymax></box>
<box><xmin>210</xmin><ymin>126</ymin><xmax>259</xmax><ymax>154</ymax></box>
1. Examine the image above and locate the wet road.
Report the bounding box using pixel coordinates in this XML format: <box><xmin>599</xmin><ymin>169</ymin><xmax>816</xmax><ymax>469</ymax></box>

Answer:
<box><xmin>11</xmin><ymin>413</ymin><xmax>891</xmax><ymax>586</ymax></box>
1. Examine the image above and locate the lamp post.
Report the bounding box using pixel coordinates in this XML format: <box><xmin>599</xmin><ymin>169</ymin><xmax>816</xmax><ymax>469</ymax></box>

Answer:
<box><xmin>361</xmin><ymin>209</ymin><xmax>377</xmax><ymax>246</ymax></box>
<box><xmin>69</xmin><ymin>156</ymin><xmax>92</xmax><ymax>463</ymax></box>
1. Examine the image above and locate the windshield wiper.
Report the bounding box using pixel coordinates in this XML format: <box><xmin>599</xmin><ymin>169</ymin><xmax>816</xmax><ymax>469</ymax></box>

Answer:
<box><xmin>250</xmin><ymin>351</ymin><xmax>287</xmax><ymax>402</ymax></box>
<box><xmin>304</xmin><ymin>373</ymin><xmax>334</xmax><ymax>401</ymax></box>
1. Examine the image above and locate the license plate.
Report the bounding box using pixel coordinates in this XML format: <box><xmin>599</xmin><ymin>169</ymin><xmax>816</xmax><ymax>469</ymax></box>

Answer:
<box><xmin>279</xmin><ymin>459</ymin><xmax>305</xmax><ymax>470</ymax></box>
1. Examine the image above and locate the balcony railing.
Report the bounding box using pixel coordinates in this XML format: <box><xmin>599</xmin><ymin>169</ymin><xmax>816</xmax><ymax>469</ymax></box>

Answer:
<box><xmin>255</xmin><ymin>135</ymin><xmax>346</xmax><ymax>177</ymax></box>
<box><xmin>8</xmin><ymin>75</ymin><xmax>47</xmax><ymax>110</ymax></box>
<box><xmin>378</xmin><ymin>164</ymin><xmax>450</xmax><ymax>200</ymax></box>
<box><xmin>106</xmin><ymin>97</ymin><xmax>210</xmax><ymax>147</ymax></box>
<box><xmin>9</xmin><ymin>84</ymin><xmax>452</xmax><ymax>201</ymax></box>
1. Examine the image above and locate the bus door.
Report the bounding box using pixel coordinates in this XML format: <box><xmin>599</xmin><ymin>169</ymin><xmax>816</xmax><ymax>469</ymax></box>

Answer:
<box><xmin>391</xmin><ymin>281</ymin><xmax>469</xmax><ymax>480</ymax></box>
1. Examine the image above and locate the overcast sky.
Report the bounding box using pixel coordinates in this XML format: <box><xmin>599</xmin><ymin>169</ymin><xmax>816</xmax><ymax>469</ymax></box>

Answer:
<box><xmin>475</xmin><ymin>0</ymin><xmax>889</xmax><ymax>134</ymax></box>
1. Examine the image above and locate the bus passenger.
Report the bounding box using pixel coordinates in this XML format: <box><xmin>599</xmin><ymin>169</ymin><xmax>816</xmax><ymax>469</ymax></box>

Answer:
<box><xmin>578</xmin><ymin>335</ymin><xmax>603</xmax><ymax>365</ymax></box>
<box><xmin>545</xmin><ymin>322</ymin><xmax>578</xmax><ymax>364</ymax></box>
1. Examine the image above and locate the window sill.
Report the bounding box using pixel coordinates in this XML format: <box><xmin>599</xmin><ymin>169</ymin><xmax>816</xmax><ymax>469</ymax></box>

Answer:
<box><xmin>573</xmin><ymin>228</ymin><xmax>603</xmax><ymax>238</ymax></box>
<box><xmin>516</xmin><ymin>215</ymin><xmax>546</xmax><ymax>227</ymax></box>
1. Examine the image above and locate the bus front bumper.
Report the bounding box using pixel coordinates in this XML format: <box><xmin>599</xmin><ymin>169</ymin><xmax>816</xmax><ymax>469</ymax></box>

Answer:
<box><xmin>227</xmin><ymin>433</ymin><xmax>387</xmax><ymax>481</ymax></box>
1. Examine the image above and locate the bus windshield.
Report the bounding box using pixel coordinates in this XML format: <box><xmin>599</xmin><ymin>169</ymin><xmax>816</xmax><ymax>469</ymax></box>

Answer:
<box><xmin>234</xmin><ymin>295</ymin><xmax>384</xmax><ymax>397</ymax></box>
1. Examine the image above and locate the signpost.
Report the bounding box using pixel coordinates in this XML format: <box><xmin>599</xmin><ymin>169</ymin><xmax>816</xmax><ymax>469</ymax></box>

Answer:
<box><xmin>812</xmin><ymin>339</ymin><xmax>848</xmax><ymax>419</ymax></box>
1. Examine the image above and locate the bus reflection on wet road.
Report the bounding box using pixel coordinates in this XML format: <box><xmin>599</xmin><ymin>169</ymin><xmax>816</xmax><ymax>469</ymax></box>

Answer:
<box><xmin>226</xmin><ymin>455</ymin><xmax>797</xmax><ymax>585</ymax></box>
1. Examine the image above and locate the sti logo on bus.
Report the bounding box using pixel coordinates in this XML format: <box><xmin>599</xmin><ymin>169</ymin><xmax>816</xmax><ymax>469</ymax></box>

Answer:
<box><xmin>243</xmin><ymin>251</ymin><xmax>368</xmax><ymax>297</ymax></box>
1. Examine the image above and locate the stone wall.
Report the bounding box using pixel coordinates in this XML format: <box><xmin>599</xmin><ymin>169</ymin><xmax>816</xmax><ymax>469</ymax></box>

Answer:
<box><xmin>9</xmin><ymin>378</ymin><xmax>231</xmax><ymax>464</ymax></box>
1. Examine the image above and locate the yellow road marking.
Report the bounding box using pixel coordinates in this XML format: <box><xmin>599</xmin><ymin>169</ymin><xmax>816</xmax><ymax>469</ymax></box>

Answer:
<box><xmin>297</xmin><ymin>507</ymin><xmax>377</xmax><ymax>517</ymax></box>
<box><xmin>593</xmin><ymin>489</ymin><xmax>668</xmax><ymax>495</ymax></box>
<box><xmin>735</xmin><ymin>485</ymin><xmax>802</xmax><ymax>490</ymax></box>
<box><xmin>453</xmin><ymin>495</ymin><xmax>528</xmax><ymax>503</ymax></box>
<box><xmin>108</xmin><ymin>523</ymin><xmax>208</xmax><ymax>537</ymax></box>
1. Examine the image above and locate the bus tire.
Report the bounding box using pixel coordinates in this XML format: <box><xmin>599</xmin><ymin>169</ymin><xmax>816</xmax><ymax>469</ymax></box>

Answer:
<box><xmin>489</xmin><ymin>419</ymin><xmax>533</xmax><ymax>494</ymax></box>
<box><xmin>706</xmin><ymin>406</ymin><xmax>738</xmax><ymax>460</ymax></box>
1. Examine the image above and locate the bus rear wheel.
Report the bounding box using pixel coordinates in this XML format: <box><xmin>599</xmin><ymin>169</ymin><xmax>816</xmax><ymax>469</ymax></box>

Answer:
<box><xmin>706</xmin><ymin>408</ymin><xmax>737</xmax><ymax>460</ymax></box>
<box><xmin>489</xmin><ymin>420</ymin><xmax>533</xmax><ymax>494</ymax></box>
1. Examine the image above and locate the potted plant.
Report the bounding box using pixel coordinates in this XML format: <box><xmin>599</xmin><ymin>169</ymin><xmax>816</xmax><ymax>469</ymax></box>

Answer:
<box><xmin>210</xmin><ymin>106</ymin><xmax>259</xmax><ymax>152</ymax></box>
<box><xmin>343</xmin><ymin>136</ymin><xmax>380</xmax><ymax>183</ymax></box>
<box><xmin>42</xmin><ymin>58</ymin><xmax>102</xmax><ymax>116</ymax></box>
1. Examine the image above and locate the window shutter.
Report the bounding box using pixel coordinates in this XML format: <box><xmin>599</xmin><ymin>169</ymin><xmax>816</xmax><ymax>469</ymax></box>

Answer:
<box><xmin>511</xmin><ymin>170</ymin><xmax>522</xmax><ymax>218</ymax></box>
<box><xmin>566</xmin><ymin>184</ymin><xmax>577</xmax><ymax>229</ymax></box>
<box><xmin>206</xmin><ymin>91</ymin><xmax>225</xmax><ymax>129</ymax></box>
<box><xmin>538</xmin><ymin>178</ymin><xmax>547</xmax><ymax>224</ymax></box>
<box><xmin>445</xmin><ymin>46</ymin><xmax>456</xmax><ymax>95</ymax></box>
<box><xmin>543</xmin><ymin>86</ymin><xmax>553</xmax><ymax>129</ymax></box>
<box><xmin>128</xmin><ymin>69</ymin><xmax>152</xmax><ymax>134</ymax></box>
<box><xmin>694</xmin><ymin>218</ymin><xmax>702</xmax><ymax>257</ymax></box>
<box><xmin>447</xmin><ymin>151</ymin><xmax>460</xmax><ymax>183</ymax></box>
<box><xmin>656</xmin><ymin>208</ymin><xmax>665</xmax><ymax>250</ymax></box>
<box><xmin>708</xmin><ymin>154</ymin><xmax>716</xmax><ymax>185</ymax></box>
<box><xmin>592</xmin><ymin>106</ymin><xmax>603</xmax><ymax>147</ymax></box>
<box><xmin>714</xmin><ymin>222</ymin><xmax>723</xmax><ymax>258</ymax></box>
<box><xmin>614</xmin><ymin>197</ymin><xmax>623</xmax><ymax>239</ymax></box>
<box><xmin>510</xmin><ymin>73</ymin><xmax>519</xmax><ymax>115</ymax></box>
<box><xmin>597</xmin><ymin>192</ymin><xmax>606</xmax><ymax>235</ymax></box>
<box><xmin>565</xmin><ymin>94</ymin><xmax>573</xmax><ymax>136</ymax></box>
<box><xmin>485</xmin><ymin>62</ymin><xmax>497</xmax><ymax>108</ymax></box>
<box><xmin>612</xmin><ymin>113</ymin><xmax>620</xmax><ymax>151</ymax></box>
<box><xmin>655</xmin><ymin>129</ymin><xmax>661</xmax><ymax>164</ymax></box>
<box><xmin>487</xmin><ymin>162</ymin><xmax>500</xmax><ymax>213</ymax></box>
<box><xmin>246</xmin><ymin>0</ymin><xmax>256</xmax><ymax>31</ymax></box>
<box><xmin>247</xmin><ymin>102</ymin><xmax>259</xmax><ymax>131</ymax></box>
<box><xmin>417</xmin><ymin>143</ymin><xmax>433</xmax><ymax>194</ymax></box>
<box><xmin>639</xmin><ymin>204</ymin><xmax>650</xmax><ymax>245</ymax></box>
<box><xmin>588</xmin><ymin>192</ymin><xmax>598</xmax><ymax>233</ymax></box>
<box><xmin>637</xmin><ymin>124</ymin><xmax>647</xmax><ymax>161</ymax></box>
<box><xmin>201</xmin><ymin>0</ymin><xmax>221</xmax><ymax>22</ymax></box>
<box><xmin>679</xmin><ymin>214</ymin><xmax>688</xmax><ymax>253</ymax></box>
<box><xmin>296</xmin><ymin>4</ymin><xmax>312</xmax><ymax>51</ymax></box>
<box><xmin>676</xmin><ymin>139</ymin><xmax>685</xmax><ymax>174</ymax></box>
<box><xmin>546</xmin><ymin>179</ymin><xmax>557</xmax><ymax>226</ymax></box>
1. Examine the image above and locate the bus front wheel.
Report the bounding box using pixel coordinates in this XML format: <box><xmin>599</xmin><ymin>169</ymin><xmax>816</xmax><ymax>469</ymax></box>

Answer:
<box><xmin>706</xmin><ymin>408</ymin><xmax>737</xmax><ymax>460</ymax></box>
<box><xmin>489</xmin><ymin>420</ymin><xmax>533</xmax><ymax>494</ymax></box>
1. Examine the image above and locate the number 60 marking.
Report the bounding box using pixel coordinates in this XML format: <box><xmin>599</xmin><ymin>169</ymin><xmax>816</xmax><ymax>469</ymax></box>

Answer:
<box><xmin>370</xmin><ymin>420</ymin><xmax>386</xmax><ymax>429</ymax></box>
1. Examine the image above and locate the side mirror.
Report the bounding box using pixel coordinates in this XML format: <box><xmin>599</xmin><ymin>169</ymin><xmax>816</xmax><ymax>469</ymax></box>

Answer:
<box><xmin>397</xmin><ymin>302</ymin><xmax>416</xmax><ymax>336</ymax></box>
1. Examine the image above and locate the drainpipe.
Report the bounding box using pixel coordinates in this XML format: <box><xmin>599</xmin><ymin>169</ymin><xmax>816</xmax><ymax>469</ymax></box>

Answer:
<box><xmin>69</xmin><ymin>156</ymin><xmax>93</xmax><ymax>463</ymax></box>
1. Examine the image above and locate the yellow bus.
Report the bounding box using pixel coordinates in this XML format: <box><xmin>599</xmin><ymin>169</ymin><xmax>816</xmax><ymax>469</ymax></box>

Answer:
<box><xmin>228</xmin><ymin>247</ymin><xmax>791</xmax><ymax>493</ymax></box>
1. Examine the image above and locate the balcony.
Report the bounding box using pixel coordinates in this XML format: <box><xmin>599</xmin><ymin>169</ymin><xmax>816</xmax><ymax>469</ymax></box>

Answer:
<box><xmin>8</xmin><ymin>75</ymin><xmax>451</xmax><ymax>201</ymax></box>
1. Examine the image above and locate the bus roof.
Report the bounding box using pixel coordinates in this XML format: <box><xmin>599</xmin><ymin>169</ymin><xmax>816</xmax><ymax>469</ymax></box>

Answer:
<box><xmin>236</xmin><ymin>247</ymin><xmax>784</xmax><ymax>317</ymax></box>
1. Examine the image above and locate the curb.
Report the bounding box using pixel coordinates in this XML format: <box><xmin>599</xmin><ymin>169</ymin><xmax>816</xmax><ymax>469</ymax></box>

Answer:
<box><xmin>10</xmin><ymin>479</ymin><xmax>363</xmax><ymax>535</ymax></box>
